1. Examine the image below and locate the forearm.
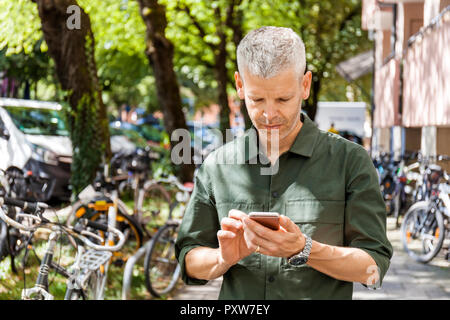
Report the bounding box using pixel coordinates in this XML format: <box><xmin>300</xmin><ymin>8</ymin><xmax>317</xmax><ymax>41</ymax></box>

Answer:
<box><xmin>185</xmin><ymin>246</ymin><xmax>232</xmax><ymax>281</ymax></box>
<box><xmin>306</xmin><ymin>240</ymin><xmax>379</xmax><ymax>285</ymax></box>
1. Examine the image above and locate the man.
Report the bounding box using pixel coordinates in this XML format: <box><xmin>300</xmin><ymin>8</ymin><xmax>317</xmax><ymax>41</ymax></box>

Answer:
<box><xmin>175</xmin><ymin>26</ymin><xmax>392</xmax><ymax>299</ymax></box>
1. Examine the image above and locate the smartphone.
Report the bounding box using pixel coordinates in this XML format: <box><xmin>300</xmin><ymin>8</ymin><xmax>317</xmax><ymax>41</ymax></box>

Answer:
<box><xmin>248</xmin><ymin>212</ymin><xmax>280</xmax><ymax>230</ymax></box>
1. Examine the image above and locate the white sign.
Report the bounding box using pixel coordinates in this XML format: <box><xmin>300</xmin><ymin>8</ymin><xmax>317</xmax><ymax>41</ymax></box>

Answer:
<box><xmin>315</xmin><ymin>102</ymin><xmax>367</xmax><ymax>138</ymax></box>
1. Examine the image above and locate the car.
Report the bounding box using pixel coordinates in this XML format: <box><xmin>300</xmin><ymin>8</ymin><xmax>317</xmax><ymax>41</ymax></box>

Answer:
<box><xmin>0</xmin><ymin>98</ymin><xmax>142</xmax><ymax>202</ymax></box>
<box><xmin>0</xmin><ymin>98</ymin><xmax>72</xmax><ymax>201</ymax></box>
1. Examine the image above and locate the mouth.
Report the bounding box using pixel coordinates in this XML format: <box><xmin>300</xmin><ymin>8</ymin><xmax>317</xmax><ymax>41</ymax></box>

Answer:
<box><xmin>261</xmin><ymin>124</ymin><xmax>282</xmax><ymax>130</ymax></box>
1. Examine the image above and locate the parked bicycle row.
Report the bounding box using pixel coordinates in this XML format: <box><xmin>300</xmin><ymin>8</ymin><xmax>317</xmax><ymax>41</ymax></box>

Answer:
<box><xmin>0</xmin><ymin>145</ymin><xmax>193</xmax><ymax>299</ymax></box>
<box><xmin>372</xmin><ymin>151</ymin><xmax>450</xmax><ymax>264</ymax></box>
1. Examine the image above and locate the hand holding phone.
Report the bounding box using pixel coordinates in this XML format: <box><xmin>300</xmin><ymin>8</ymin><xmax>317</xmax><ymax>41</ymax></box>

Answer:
<box><xmin>248</xmin><ymin>212</ymin><xmax>280</xmax><ymax>230</ymax></box>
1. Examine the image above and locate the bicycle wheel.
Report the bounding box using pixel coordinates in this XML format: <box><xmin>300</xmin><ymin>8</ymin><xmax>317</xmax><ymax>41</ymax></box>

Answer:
<box><xmin>0</xmin><ymin>206</ymin><xmax>27</xmax><ymax>267</ymax></box>
<box><xmin>393</xmin><ymin>191</ymin><xmax>401</xmax><ymax>228</ymax></box>
<box><xmin>83</xmin><ymin>269</ymin><xmax>107</xmax><ymax>300</ymax></box>
<box><xmin>144</xmin><ymin>222</ymin><xmax>181</xmax><ymax>298</ymax></box>
<box><xmin>0</xmin><ymin>220</ymin><xmax>8</xmax><ymax>261</ymax></box>
<box><xmin>401</xmin><ymin>201</ymin><xmax>445</xmax><ymax>263</ymax></box>
<box><xmin>139</xmin><ymin>182</ymin><xmax>172</xmax><ymax>231</ymax></box>
<box><xmin>65</xmin><ymin>268</ymin><xmax>107</xmax><ymax>300</ymax></box>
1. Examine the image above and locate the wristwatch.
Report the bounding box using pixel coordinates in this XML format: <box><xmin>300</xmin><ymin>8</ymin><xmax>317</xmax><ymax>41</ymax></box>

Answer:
<box><xmin>287</xmin><ymin>234</ymin><xmax>312</xmax><ymax>266</ymax></box>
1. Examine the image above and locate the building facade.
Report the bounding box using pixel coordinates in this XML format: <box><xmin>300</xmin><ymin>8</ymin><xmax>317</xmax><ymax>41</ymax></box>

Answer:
<box><xmin>362</xmin><ymin>0</ymin><xmax>450</xmax><ymax>169</ymax></box>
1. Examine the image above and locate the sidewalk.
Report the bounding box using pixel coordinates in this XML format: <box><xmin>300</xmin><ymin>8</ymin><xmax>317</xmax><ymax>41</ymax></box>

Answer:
<box><xmin>172</xmin><ymin>217</ymin><xmax>450</xmax><ymax>300</ymax></box>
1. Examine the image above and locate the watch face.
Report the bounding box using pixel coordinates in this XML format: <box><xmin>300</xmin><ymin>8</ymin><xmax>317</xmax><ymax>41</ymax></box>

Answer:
<box><xmin>289</xmin><ymin>255</ymin><xmax>308</xmax><ymax>266</ymax></box>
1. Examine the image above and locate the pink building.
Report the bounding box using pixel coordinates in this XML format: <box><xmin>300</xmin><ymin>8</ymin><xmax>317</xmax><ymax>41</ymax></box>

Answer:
<box><xmin>362</xmin><ymin>0</ymin><xmax>450</xmax><ymax>168</ymax></box>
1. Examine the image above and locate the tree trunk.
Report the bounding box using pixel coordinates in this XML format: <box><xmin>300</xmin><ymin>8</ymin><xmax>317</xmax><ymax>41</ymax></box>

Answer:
<box><xmin>214</xmin><ymin>33</ymin><xmax>231</xmax><ymax>140</ymax></box>
<box><xmin>228</xmin><ymin>6</ymin><xmax>252</xmax><ymax>129</ymax></box>
<box><xmin>137</xmin><ymin>0</ymin><xmax>195</xmax><ymax>183</ymax></box>
<box><xmin>33</xmin><ymin>0</ymin><xmax>110</xmax><ymax>195</ymax></box>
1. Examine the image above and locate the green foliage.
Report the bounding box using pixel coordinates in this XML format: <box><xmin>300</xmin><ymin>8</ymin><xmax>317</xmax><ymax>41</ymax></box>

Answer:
<box><xmin>78</xmin><ymin>0</ymin><xmax>153</xmax><ymax>110</ymax></box>
<box><xmin>243</xmin><ymin>0</ymin><xmax>372</xmax><ymax>103</ymax></box>
<box><xmin>0</xmin><ymin>38</ymin><xmax>51</xmax><ymax>85</ymax></box>
<box><xmin>0</xmin><ymin>0</ymin><xmax>43</xmax><ymax>55</ymax></box>
<box><xmin>63</xmin><ymin>92</ymin><xmax>103</xmax><ymax>196</ymax></box>
<box><xmin>164</xmin><ymin>0</ymin><xmax>372</xmax><ymax>108</ymax></box>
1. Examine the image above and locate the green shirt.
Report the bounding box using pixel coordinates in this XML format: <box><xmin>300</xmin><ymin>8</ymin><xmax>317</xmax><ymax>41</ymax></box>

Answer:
<box><xmin>175</xmin><ymin>113</ymin><xmax>393</xmax><ymax>300</ymax></box>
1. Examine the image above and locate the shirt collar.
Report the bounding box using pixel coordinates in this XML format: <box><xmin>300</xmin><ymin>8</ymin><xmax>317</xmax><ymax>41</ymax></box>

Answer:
<box><xmin>288</xmin><ymin>112</ymin><xmax>320</xmax><ymax>158</ymax></box>
<box><xmin>242</xmin><ymin>112</ymin><xmax>320</xmax><ymax>164</ymax></box>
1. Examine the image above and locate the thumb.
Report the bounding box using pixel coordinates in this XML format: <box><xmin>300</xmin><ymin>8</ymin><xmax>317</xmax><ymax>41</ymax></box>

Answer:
<box><xmin>279</xmin><ymin>215</ymin><xmax>299</xmax><ymax>233</ymax></box>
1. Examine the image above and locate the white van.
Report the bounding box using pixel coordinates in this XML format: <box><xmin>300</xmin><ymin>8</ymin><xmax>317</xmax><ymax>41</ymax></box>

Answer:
<box><xmin>0</xmin><ymin>98</ymin><xmax>72</xmax><ymax>201</ymax></box>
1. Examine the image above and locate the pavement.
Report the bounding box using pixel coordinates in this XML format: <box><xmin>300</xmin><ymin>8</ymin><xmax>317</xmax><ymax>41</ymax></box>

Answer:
<box><xmin>172</xmin><ymin>217</ymin><xmax>450</xmax><ymax>300</ymax></box>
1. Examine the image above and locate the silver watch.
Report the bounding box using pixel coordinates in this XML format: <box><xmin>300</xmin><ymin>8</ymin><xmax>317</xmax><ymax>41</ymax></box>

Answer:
<box><xmin>287</xmin><ymin>235</ymin><xmax>312</xmax><ymax>266</ymax></box>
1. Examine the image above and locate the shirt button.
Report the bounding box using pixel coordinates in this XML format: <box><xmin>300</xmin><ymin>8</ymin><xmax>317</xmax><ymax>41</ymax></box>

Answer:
<box><xmin>268</xmin><ymin>276</ymin><xmax>275</xmax><ymax>283</ymax></box>
<box><xmin>271</xmin><ymin>191</ymin><xmax>279</xmax><ymax>198</ymax></box>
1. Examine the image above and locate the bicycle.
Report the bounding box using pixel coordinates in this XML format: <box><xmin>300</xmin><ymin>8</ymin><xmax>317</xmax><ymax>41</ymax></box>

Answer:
<box><xmin>373</xmin><ymin>152</ymin><xmax>417</xmax><ymax>228</ymax></box>
<box><xmin>65</xmin><ymin>163</ymin><xmax>144</xmax><ymax>266</ymax></box>
<box><xmin>0</xmin><ymin>168</ymin><xmax>50</xmax><ymax>273</ymax></box>
<box><xmin>0</xmin><ymin>196</ymin><xmax>125</xmax><ymax>299</ymax></box>
<box><xmin>143</xmin><ymin>174</ymin><xmax>193</xmax><ymax>298</ymax></box>
<box><xmin>401</xmin><ymin>161</ymin><xmax>450</xmax><ymax>263</ymax></box>
<box><xmin>114</xmin><ymin>147</ymin><xmax>173</xmax><ymax>233</ymax></box>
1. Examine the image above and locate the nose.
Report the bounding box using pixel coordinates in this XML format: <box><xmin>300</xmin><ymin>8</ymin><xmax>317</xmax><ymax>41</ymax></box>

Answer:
<box><xmin>262</xmin><ymin>104</ymin><xmax>278</xmax><ymax>123</ymax></box>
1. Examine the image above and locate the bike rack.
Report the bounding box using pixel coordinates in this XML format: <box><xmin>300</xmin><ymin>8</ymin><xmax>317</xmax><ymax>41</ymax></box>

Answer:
<box><xmin>121</xmin><ymin>239</ymin><xmax>153</xmax><ymax>300</ymax></box>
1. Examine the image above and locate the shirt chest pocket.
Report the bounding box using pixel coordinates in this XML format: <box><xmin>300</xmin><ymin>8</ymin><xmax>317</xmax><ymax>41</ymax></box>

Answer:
<box><xmin>216</xmin><ymin>202</ymin><xmax>264</xmax><ymax>269</ymax></box>
<box><xmin>285</xmin><ymin>200</ymin><xmax>345</xmax><ymax>247</ymax></box>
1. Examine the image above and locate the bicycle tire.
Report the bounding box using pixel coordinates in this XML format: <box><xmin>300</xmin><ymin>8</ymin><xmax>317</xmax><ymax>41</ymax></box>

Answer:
<box><xmin>84</xmin><ymin>269</ymin><xmax>107</xmax><ymax>300</ymax></box>
<box><xmin>393</xmin><ymin>191</ymin><xmax>401</xmax><ymax>228</ymax></box>
<box><xmin>139</xmin><ymin>182</ymin><xmax>173</xmax><ymax>228</ymax></box>
<box><xmin>144</xmin><ymin>222</ymin><xmax>180</xmax><ymax>298</ymax></box>
<box><xmin>401</xmin><ymin>201</ymin><xmax>445</xmax><ymax>263</ymax></box>
<box><xmin>0</xmin><ymin>206</ymin><xmax>26</xmax><ymax>265</ymax></box>
<box><xmin>0</xmin><ymin>220</ymin><xmax>8</xmax><ymax>261</ymax></box>
<box><xmin>65</xmin><ymin>269</ymin><xmax>106</xmax><ymax>300</ymax></box>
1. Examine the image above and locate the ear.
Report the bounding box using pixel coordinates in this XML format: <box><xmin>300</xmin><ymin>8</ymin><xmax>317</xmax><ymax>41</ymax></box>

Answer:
<box><xmin>301</xmin><ymin>71</ymin><xmax>312</xmax><ymax>100</ymax></box>
<box><xmin>235</xmin><ymin>71</ymin><xmax>245</xmax><ymax>99</ymax></box>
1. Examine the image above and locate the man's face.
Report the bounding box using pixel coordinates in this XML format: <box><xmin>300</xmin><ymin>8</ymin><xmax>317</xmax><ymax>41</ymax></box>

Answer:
<box><xmin>235</xmin><ymin>68</ymin><xmax>312</xmax><ymax>142</ymax></box>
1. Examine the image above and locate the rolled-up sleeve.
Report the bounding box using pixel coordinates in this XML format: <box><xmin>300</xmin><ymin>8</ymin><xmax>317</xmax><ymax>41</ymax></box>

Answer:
<box><xmin>344</xmin><ymin>146</ymin><xmax>393</xmax><ymax>289</ymax></box>
<box><xmin>175</xmin><ymin>164</ymin><xmax>220</xmax><ymax>285</ymax></box>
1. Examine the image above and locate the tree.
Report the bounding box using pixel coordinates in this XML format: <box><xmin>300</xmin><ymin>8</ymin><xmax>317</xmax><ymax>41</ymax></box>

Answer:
<box><xmin>171</xmin><ymin>0</ymin><xmax>249</xmax><ymax>136</ymax></box>
<box><xmin>137</xmin><ymin>0</ymin><xmax>195</xmax><ymax>183</ymax></box>
<box><xmin>32</xmin><ymin>0</ymin><xmax>111</xmax><ymax>195</ymax></box>
<box><xmin>244</xmin><ymin>0</ymin><xmax>371</xmax><ymax>121</ymax></box>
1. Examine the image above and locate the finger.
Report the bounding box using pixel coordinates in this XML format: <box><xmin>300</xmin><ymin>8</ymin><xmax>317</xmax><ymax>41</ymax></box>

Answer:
<box><xmin>279</xmin><ymin>215</ymin><xmax>300</xmax><ymax>234</ymax></box>
<box><xmin>242</xmin><ymin>217</ymin><xmax>276</xmax><ymax>241</ymax></box>
<box><xmin>242</xmin><ymin>225</ymin><xmax>276</xmax><ymax>255</ymax></box>
<box><xmin>228</xmin><ymin>209</ymin><xmax>248</xmax><ymax>221</ymax></box>
<box><xmin>221</xmin><ymin>217</ymin><xmax>243</xmax><ymax>231</ymax></box>
<box><xmin>217</xmin><ymin>230</ymin><xmax>236</xmax><ymax>240</ymax></box>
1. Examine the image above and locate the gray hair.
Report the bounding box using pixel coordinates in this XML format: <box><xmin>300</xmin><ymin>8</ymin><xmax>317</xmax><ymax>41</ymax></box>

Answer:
<box><xmin>237</xmin><ymin>26</ymin><xmax>306</xmax><ymax>79</ymax></box>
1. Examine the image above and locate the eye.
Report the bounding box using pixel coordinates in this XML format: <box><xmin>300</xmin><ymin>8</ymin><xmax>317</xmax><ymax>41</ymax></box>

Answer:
<box><xmin>277</xmin><ymin>98</ymin><xmax>291</xmax><ymax>103</ymax></box>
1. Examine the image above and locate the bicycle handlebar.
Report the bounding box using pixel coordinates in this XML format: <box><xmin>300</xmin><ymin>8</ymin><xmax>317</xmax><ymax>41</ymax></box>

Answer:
<box><xmin>3</xmin><ymin>196</ymin><xmax>48</xmax><ymax>214</ymax></box>
<box><xmin>0</xmin><ymin>199</ymin><xmax>40</xmax><ymax>231</ymax></box>
<box><xmin>80</xmin><ymin>218</ymin><xmax>109</xmax><ymax>232</ymax></box>
<box><xmin>72</xmin><ymin>223</ymin><xmax>125</xmax><ymax>252</ymax></box>
<box><xmin>0</xmin><ymin>198</ymin><xmax>125</xmax><ymax>252</ymax></box>
<box><xmin>156</xmin><ymin>174</ymin><xmax>192</xmax><ymax>192</ymax></box>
